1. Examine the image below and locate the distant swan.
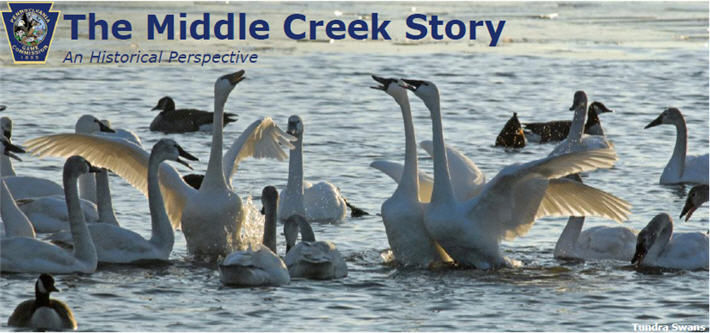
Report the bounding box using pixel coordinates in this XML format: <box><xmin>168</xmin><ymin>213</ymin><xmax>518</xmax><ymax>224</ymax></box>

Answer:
<box><xmin>553</xmin><ymin>174</ymin><xmax>635</xmax><ymax>261</ymax></box>
<box><xmin>150</xmin><ymin>96</ymin><xmax>238</xmax><ymax>133</ymax></box>
<box><xmin>644</xmin><ymin>107</ymin><xmax>709</xmax><ymax>185</ymax></box>
<box><xmin>524</xmin><ymin>101</ymin><xmax>613</xmax><ymax>143</ymax></box>
<box><xmin>549</xmin><ymin>91</ymin><xmax>613</xmax><ymax>157</ymax></box>
<box><xmin>680</xmin><ymin>184</ymin><xmax>708</xmax><ymax>222</ymax></box>
<box><xmin>8</xmin><ymin>274</ymin><xmax>77</xmax><ymax>330</ymax></box>
<box><xmin>1</xmin><ymin>156</ymin><xmax>98</xmax><ymax>274</ymax></box>
<box><xmin>25</xmin><ymin>70</ymin><xmax>296</xmax><ymax>258</ymax></box>
<box><xmin>402</xmin><ymin>78</ymin><xmax>630</xmax><ymax>269</ymax></box>
<box><xmin>220</xmin><ymin>186</ymin><xmax>289</xmax><ymax>286</ymax></box>
<box><xmin>632</xmin><ymin>213</ymin><xmax>708</xmax><ymax>270</ymax></box>
<box><xmin>284</xmin><ymin>215</ymin><xmax>347</xmax><ymax>279</ymax></box>
<box><xmin>369</xmin><ymin>75</ymin><xmax>450</xmax><ymax>267</ymax></box>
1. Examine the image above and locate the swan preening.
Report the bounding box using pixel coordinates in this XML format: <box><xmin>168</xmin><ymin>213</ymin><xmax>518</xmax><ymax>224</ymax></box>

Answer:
<box><xmin>220</xmin><ymin>186</ymin><xmax>289</xmax><ymax>286</ymax></box>
<box><xmin>644</xmin><ymin>107</ymin><xmax>709</xmax><ymax>185</ymax></box>
<box><xmin>549</xmin><ymin>91</ymin><xmax>614</xmax><ymax>157</ymax></box>
<box><xmin>25</xmin><ymin>70</ymin><xmax>296</xmax><ymax>258</ymax></box>
<box><xmin>523</xmin><ymin>101</ymin><xmax>613</xmax><ymax>143</ymax></box>
<box><xmin>399</xmin><ymin>78</ymin><xmax>631</xmax><ymax>269</ymax></box>
<box><xmin>8</xmin><ymin>274</ymin><xmax>77</xmax><ymax>330</ymax></box>
<box><xmin>632</xmin><ymin>213</ymin><xmax>708</xmax><ymax>270</ymax></box>
<box><xmin>680</xmin><ymin>184</ymin><xmax>708</xmax><ymax>222</ymax></box>
<box><xmin>1</xmin><ymin>156</ymin><xmax>98</xmax><ymax>274</ymax></box>
<box><xmin>150</xmin><ymin>96</ymin><xmax>238</xmax><ymax>133</ymax></box>
<box><xmin>284</xmin><ymin>215</ymin><xmax>347</xmax><ymax>279</ymax></box>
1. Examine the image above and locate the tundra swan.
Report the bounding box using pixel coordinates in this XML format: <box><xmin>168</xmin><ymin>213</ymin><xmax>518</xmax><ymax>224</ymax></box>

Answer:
<box><xmin>284</xmin><ymin>215</ymin><xmax>347</xmax><ymax>279</ymax></box>
<box><xmin>632</xmin><ymin>213</ymin><xmax>708</xmax><ymax>270</ymax></box>
<box><xmin>644</xmin><ymin>107</ymin><xmax>709</xmax><ymax>184</ymax></box>
<box><xmin>549</xmin><ymin>91</ymin><xmax>613</xmax><ymax>157</ymax></box>
<box><xmin>680</xmin><ymin>184</ymin><xmax>708</xmax><ymax>222</ymax></box>
<box><xmin>150</xmin><ymin>96</ymin><xmax>237</xmax><ymax>133</ymax></box>
<box><xmin>523</xmin><ymin>101</ymin><xmax>613</xmax><ymax>143</ymax></box>
<box><xmin>8</xmin><ymin>274</ymin><xmax>77</xmax><ymax>330</ymax></box>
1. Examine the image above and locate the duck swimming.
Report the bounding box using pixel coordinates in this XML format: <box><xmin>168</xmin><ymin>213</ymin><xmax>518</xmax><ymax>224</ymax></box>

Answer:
<box><xmin>150</xmin><ymin>96</ymin><xmax>238</xmax><ymax>133</ymax></box>
<box><xmin>8</xmin><ymin>274</ymin><xmax>77</xmax><ymax>330</ymax></box>
<box><xmin>524</xmin><ymin>101</ymin><xmax>613</xmax><ymax>143</ymax></box>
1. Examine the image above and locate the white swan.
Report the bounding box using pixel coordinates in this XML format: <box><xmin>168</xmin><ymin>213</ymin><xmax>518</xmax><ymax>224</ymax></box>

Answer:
<box><xmin>0</xmin><ymin>156</ymin><xmax>98</xmax><ymax>274</ymax></box>
<box><xmin>25</xmin><ymin>70</ymin><xmax>296</xmax><ymax>258</ymax></box>
<box><xmin>370</xmin><ymin>140</ymin><xmax>486</xmax><ymax>203</ymax></box>
<box><xmin>644</xmin><ymin>107</ymin><xmax>709</xmax><ymax>185</ymax></box>
<box><xmin>1</xmin><ymin>180</ymin><xmax>36</xmax><ymax>239</ymax></box>
<box><xmin>220</xmin><ymin>186</ymin><xmax>289</xmax><ymax>286</ymax></box>
<box><xmin>370</xmin><ymin>75</ymin><xmax>450</xmax><ymax>267</ymax></box>
<box><xmin>16</xmin><ymin>195</ymin><xmax>98</xmax><ymax>233</ymax></box>
<box><xmin>75</xmin><ymin>114</ymin><xmax>122</xmax><ymax>204</ymax></box>
<box><xmin>278</xmin><ymin>115</ymin><xmax>347</xmax><ymax>223</ymax></box>
<box><xmin>680</xmin><ymin>184</ymin><xmax>708</xmax><ymax>222</ymax></box>
<box><xmin>284</xmin><ymin>215</ymin><xmax>347</xmax><ymax>279</ymax></box>
<box><xmin>100</xmin><ymin>119</ymin><xmax>143</xmax><ymax>147</ymax></box>
<box><xmin>632</xmin><ymin>213</ymin><xmax>708</xmax><ymax>270</ymax></box>
<box><xmin>553</xmin><ymin>174</ymin><xmax>636</xmax><ymax>261</ymax></box>
<box><xmin>8</xmin><ymin>274</ymin><xmax>77</xmax><ymax>330</ymax></box>
<box><xmin>402</xmin><ymin>78</ymin><xmax>631</xmax><ymax>269</ymax></box>
<box><xmin>549</xmin><ymin>91</ymin><xmax>614</xmax><ymax>157</ymax></box>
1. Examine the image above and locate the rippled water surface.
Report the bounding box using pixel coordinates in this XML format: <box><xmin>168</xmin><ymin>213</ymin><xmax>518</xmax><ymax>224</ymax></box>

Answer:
<box><xmin>1</xmin><ymin>2</ymin><xmax>708</xmax><ymax>331</ymax></box>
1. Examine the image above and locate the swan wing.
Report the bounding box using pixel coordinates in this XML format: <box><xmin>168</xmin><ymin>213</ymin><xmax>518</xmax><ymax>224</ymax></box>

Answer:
<box><xmin>466</xmin><ymin>148</ymin><xmax>621</xmax><ymax>241</ymax></box>
<box><xmin>23</xmin><ymin>134</ymin><xmax>194</xmax><ymax>229</ymax></box>
<box><xmin>420</xmin><ymin>140</ymin><xmax>486</xmax><ymax>200</ymax></box>
<box><xmin>536</xmin><ymin>178</ymin><xmax>631</xmax><ymax>223</ymax></box>
<box><xmin>222</xmin><ymin>117</ymin><xmax>295</xmax><ymax>186</ymax></box>
<box><xmin>369</xmin><ymin>160</ymin><xmax>434</xmax><ymax>202</ymax></box>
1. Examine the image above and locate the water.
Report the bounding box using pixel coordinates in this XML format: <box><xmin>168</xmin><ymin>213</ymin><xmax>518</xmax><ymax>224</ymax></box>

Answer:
<box><xmin>1</xmin><ymin>2</ymin><xmax>708</xmax><ymax>331</ymax></box>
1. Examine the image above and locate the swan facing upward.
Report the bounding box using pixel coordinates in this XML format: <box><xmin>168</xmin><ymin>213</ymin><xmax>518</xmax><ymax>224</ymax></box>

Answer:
<box><xmin>549</xmin><ymin>91</ymin><xmax>613</xmax><ymax>157</ymax></box>
<box><xmin>1</xmin><ymin>156</ymin><xmax>98</xmax><ymax>274</ymax></box>
<box><xmin>553</xmin><ymin>174</ymin><xmax>636</xmax><ymax>261</ymax></box>
<box><xmin>25</xmin><ymin>70</ymin><xmax>296</xmax><ymax>259</ymax></box>
<box><xmin>632</xmin><ymin>213</ymin><xmax>708</xmax><ymax>270</ymax></box>
<box><xmin>8</xmin><ymin>274</ymin><xmax>77</xmax><ymax>330</ymax></box>
<box><xmin>284</xmin><ymin>215</ymin><xmax>347</xmax><ymax>279</ymax></box>
<box><xmin>370</xmin><ymin>75</ymin><xmax>450</xmax><ymax>267</ymax></box>
<box><xmin>150</xmin><ymin>96</ymin><xmax>238</xmax><ymax>133</ymax></box>
<box><xmin>402</xmin><ymin>78</ymin><xmax>631</xmax><ymax>269</ymax></box>
<box><xmin>278</xmin><ymin>115</ymin><xmax>350</xmax><ymax>223</ymax></box>
<box><xmin>220</xmin><ymin>186</ymin><xmax>289</xmax><ymax>287</ymax></box>
<box><xmin>644</xmin><ymin>107</ymin><xmax>709</xmax><ymax>185</ymax></box>
<box><xmin>680</xmin><ymin>184</ymin><xmax>709</xmax><ymax>222</ymax></box>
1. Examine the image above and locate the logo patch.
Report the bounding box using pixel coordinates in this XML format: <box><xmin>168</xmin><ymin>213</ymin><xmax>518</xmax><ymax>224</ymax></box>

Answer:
<box><xmin>2</xmin><ymin>2</ymin><xmax>59</xmax><ymax>64</ymax></box>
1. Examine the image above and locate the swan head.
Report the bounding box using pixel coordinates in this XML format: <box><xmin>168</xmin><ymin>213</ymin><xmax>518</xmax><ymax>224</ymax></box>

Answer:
<box><xmin>644</xmin><ymin>107</ymin><xmax>683</xmax><ymax>129</ymax></box>
<box><xmin>152</xmin><ymin>139</ymin><xmax>198</xmax><ymax>170</ymax></box>
<box><xmin>261</xmin><ymin>185</ymin><xmax>279</xmax><ymax>215</ymax></box>
<box><xmin>75</xmin><ymin>115</ymin><xmax>115</xmax><ymax>134</ymax></box>
<box><xmin>64</xmin><ymin>155</ymin><xmax>101</xmax><ymax>180</ymax></box>
<box><xmin>1</xmin><ymin>116</ymin><xmax>11</xmax><ymax>139</ymax></box>
<box><xmin>631</xmin><ymin>213</ymin><xmax>674</xmax><ymax>266</ymax></box>
<box><xmin>588</xmin><ymin>101</ymin><xmax>613</xmax><ymax>115</ymax></box>
<box><xmin>36</xmin><ymin>273</ymin><xmax>59</xmax><ymax>295</ymax></box>
<box><xmin>569</xmin><ymin>91</ymin><xmax>588</xmax><ymax>111</ymax></box>
<box><xmin>287</xmin><ymin>115</ymin><xmax>304</xmax><ymax>138</ymax></box>
<box><xmin>215</xmin><ymin>70</ymin><xmax>246</xmax><ymax>103</ymax></box>
<box><xmin>371</xmin><ymin>75</ymin><xmax>408</xmax><ymax>102</ymax></box>
<box><xmin>1</xmin><ymin>136</ymin><xmax>24</xmax><ymax>161</ymax></box>
<box><xmin>400</xmin><ymin>78</ymin><xmax>439</xmax><ymax>110</ymax></box>
<box><xmin>680</xmin><ymin>184</ymin><xmax>709</xmax><ymax>222</ymax></box>
<box><xmin>151</xmin><ymin>96</ymin><xmax>175</xmax><ymax>112</ymax></box>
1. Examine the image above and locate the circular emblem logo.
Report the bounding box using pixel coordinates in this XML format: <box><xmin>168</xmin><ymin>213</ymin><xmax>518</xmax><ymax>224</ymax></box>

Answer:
<box><xmin>13</xmin><ymin>11</ymin><xmax>47</xmax><ymax>47</ymax></box>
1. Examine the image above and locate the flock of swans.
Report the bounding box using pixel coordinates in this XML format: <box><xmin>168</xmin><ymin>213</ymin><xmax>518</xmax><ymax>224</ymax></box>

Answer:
<box><xmin>0</xmin><ymin>70</ymin><xmax>708</xmax><ymax>330</ymax></box>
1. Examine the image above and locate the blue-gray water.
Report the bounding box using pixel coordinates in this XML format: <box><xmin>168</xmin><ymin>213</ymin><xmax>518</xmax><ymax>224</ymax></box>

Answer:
<box><xmin>1</xmin><ymin>2</ymin><xmax>708</xmax><ymax>331</ymax></box>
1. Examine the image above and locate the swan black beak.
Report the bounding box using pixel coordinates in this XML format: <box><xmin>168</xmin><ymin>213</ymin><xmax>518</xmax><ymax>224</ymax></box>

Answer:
<box><xmin>222</xmin><ymin>70</ymin><xmax>246</xmax><ymax>85</ymax></box>
<box><xmin>644</xmin><ymin>114</ymin><xmax>663</xmax><ymax>129</ymax></box>
<box><xmin>97</xmin><ymin>120</ymin><xmax>116</xmax><ymax>133</ymax></box>
<box><xmin>3</xmin><ymin>140</ymin><xmax>25</xmax><ymax>161</ymax></box>
<box><xmin>679</xmin><ymin>200</ymin><xmax>697</xmax><ymax>222</ymax></box>
<box><xmin>176</xmin><ymin>145</ymin><xmax>198</xmax><ymax>170</ymax></box>
<box><xmin>0</xmin><ymin>105</ymin><xmax>6</xmax><ymax>111</ymax></box>
<box><xmin>151</xmin><ymin>104</ymin><xmax>161</xmax><ymax>111</ymax></box>
<box><xmin>631</xmin><ymin>245</ymin><xmax>646</xmax><ymax>266</ymax></box>
<box><xmin>87</xmin><ymin>162</ymin><xmax>102</xmax><ymax>173</ymax></box>
<box><xmin>370</xmin><ymin>75</ymin><xmax>396</xmax><ymax>90</ymax></box>
<box><xmin>400</xmin><ymin>79</ymin><xmax>425</xmax><ymax>92</ymax></box>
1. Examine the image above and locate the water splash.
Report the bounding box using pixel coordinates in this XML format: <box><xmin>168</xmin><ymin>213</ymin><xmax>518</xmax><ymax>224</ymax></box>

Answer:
<box><xmin>239</xmin><ymin>195</ymin><xmax>265</xmax><ymax>250</ymax></box>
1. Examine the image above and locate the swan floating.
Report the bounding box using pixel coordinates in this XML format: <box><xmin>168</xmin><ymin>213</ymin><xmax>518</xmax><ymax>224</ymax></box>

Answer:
<box><xmin>284</xmin><ymin>215</ymin><xmax>347</xmax><ymax>279</ymax></box>
<box><xmin>523</xmin><ymin>101</ymin><xmax>613</xmax><ymax>143</ymax></box>
<box><xmin>370</xmin><ymin>75</ymin><xmax>450</xmax><ymax>267</ymax></box>
<box><xmin>25</xmin><ymin>70</ymin><xmax>296</xmax><ymax>258</ymax></box>
<box><xmin>549</xmin><ymin>91</ymin><xmax>614</xmax><ymax>157</ymax></box>
<box><xmin>553</xmin><ymin>174</ymin><xmax>635</xmax><ymax>261</ymax></box>
<box><xmin>0</xmin><ymin>137</ymin><xmax>35</xmax><ymax>239</ymax></box>
<box><xmin>402</xmin><ymin>78</ymin><xmax>630</xmax><ymax>269</ymax></box>
<box><xmin>150</xmin><ymin>96</ymin><xmax>238</xmax><ymax>133</ymax></box>
<box><xmin>680</xmin><ymin>184</ymin><xmax>708</xmax><ymax>222</ymax></box>
<box><xmin>632</xmin><ymin>213</ymin><xmax>708</xmax><ymax>270</ymax></box>
<box><xmin>8</xmin><ymin>274</ymin><xmax>77</xmax><ymax>330</ymax></box>
<box><xmin>644</xmin><ymin>107</ymin><xmax>709</xmax><ymax>185</ymax></box>
<box><xmin>220</xmin><ymin>186</ymin><xmax>289</xmax><ymax>286</ymax></box>
<box><xmin>279</xmin><ymin>115</ymin><xmax>358</xmax><ymax>223</ymax></box>
<box><xmin>494</xmin><ymin>112</ymin><xmax>526</xmax><ymax>148</ymax></box>
<box><xmin>1</xmin><ymin>156</ymin><xmax>98</xmax><ymax>274</ymax></box>
<box><xmin>75</xmin><ymin>115</ymin><xmax>120</xmax><ymax>204</ymax></box>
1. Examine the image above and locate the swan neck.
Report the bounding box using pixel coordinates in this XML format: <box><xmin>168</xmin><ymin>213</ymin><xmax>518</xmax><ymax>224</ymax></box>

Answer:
<box><xmin>645</xmin><ymin>223</ymin><xmax>673</xmax><ymax>263</ymax></box>
<box><xmin>95</xmin><ymin>169</ymin><xmax>119</xmax><ymax>225</ymax></box>
<box><xmin>299</xmin><ymin>219</ymin><xmax>316</xmax><ymax>242</ymax></box>
<box><xmin>428</xmin><ymin>97</ymin><xmax>455</xmax><ymax>203</ymax></box>
<box><xmin>286</xmin><ymin>135</ymin><xmax>304</xmax><ymax>198</ymax></box>
<box><xmin>262</xmin><ymin>205</ymin><xmax>277</xmax><ymax>253</ymax></box>
<box><xmin>0</xmin><ymin>180</ymin><xmax>35</xmax><ymax>238</ymax></box>
<box><xmin>64</xmin><ymin>172</ymin><xmax>96</xmax><ymax>264</ymax></box>
<box><xmin>568</xmin><ymin>106</ymin><xmax>587</xmax><ymax>143</ymax></box>
<box><xmin>668</xmin><ymin>118</ymin><xmax>688</xmax><ymax>178</ymax></box>
<box><xmin>202</xmin><ymin>93</ymin><xmax>228</xmax><ymax>191</ymax></box>
<box><xmin>395</xmin><ymin>95</ymin><xmax>419</xmax><ymax>198</ymax></box>
<box><xmin>554</xmin><ymin>216</ymin><xmax>584</xmax><ymax>257</ymax></box>
<box><xmin>78</xmin><ymin>173</ymin><xmax>97</xmax><ymax>204</ymax></box>
<box><xmin>0</xmin><ymin>155</ymin><xmax>15</xmax><ymax>176</ymax></box>
<box><xmin>147</xmin><ymin>154</ymin><xmax>174</xmax><ymax>250</ymax></box>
